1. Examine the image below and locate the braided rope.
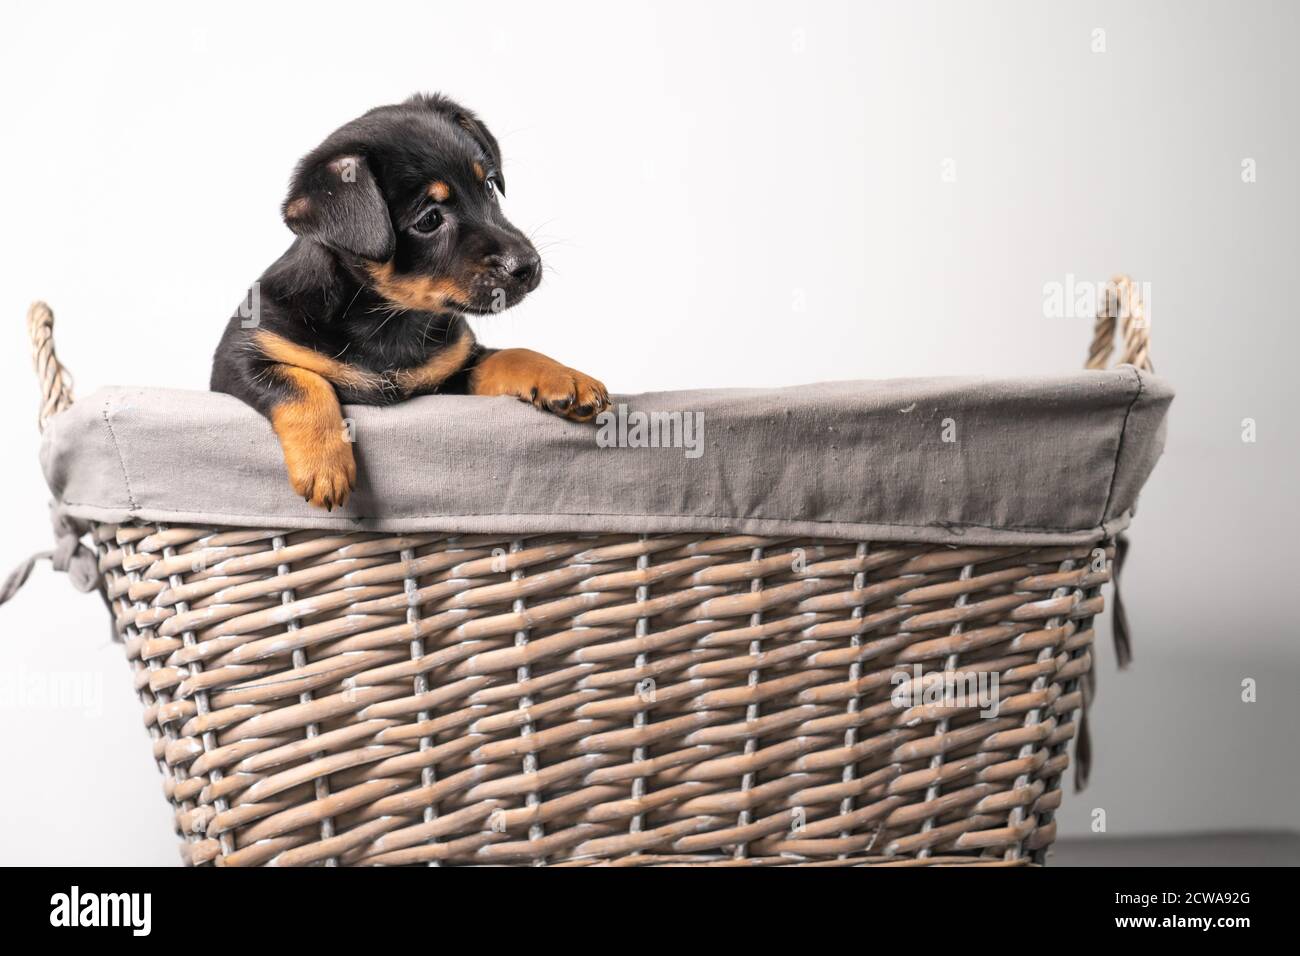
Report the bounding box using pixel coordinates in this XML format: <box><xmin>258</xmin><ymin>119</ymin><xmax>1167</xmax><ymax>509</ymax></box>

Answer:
<box><xmin>1085</xmin><ymin>275</ymin><xmax>1152</xmax><ymax>372</ymax></box>
<box><xmin>27</xmin><ymin>301</ymin><xmax>75</xmax><ymax>431</ymax></box>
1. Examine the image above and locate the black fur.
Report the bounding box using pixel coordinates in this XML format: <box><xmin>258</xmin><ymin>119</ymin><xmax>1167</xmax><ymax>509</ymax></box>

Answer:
<box><xmin>210</xmin><ymin>94</ymin><xmax>540</xmax><ymax>416</ymax></box>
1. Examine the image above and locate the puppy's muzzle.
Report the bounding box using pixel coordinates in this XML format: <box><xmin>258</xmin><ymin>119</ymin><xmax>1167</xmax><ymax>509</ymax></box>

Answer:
<box><xmin>485</xmin><ymin>251</ymin><xmax>542</xmax><ymax>292</ymax></box>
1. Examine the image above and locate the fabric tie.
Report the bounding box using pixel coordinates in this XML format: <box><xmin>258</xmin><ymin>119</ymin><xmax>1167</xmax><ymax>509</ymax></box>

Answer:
<box><xmin>1074</xmin><ymin>533</ymin><xmax>1133</xmax><ymax>791</ymax></box>
<box><xmin>0</xmin><ymin>504</ymin><xmax>100</xmax><ymax>607</ymax></box>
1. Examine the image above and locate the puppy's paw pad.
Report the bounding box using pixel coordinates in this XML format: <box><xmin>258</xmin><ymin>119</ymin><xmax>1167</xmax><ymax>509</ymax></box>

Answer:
<box><xmin>567</xmin><ymin>374</ymin><xmax>611</xmax><ymax>422</ymax></box>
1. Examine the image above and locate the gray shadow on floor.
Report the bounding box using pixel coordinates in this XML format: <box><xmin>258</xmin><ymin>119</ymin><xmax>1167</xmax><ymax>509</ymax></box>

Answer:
<box><xmin>1050</xmin><ymin>831</ymin><xmax>1300</xmax><ymax>866</ymax></box>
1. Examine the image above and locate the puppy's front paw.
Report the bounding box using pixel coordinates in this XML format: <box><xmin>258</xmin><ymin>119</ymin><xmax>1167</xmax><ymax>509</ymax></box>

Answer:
<box><xmin>283</xmin><ymin>436</ymin><xmax>356</xmax><ymax>510</ymax></box>
<box><xmin>532</xmin><ymin>365</ymin><xmax>611</xmax><ymax>422</ymax></box>
<box><xmin>273</xmin><ymin>408</ymin><xmax>357</xmax><ymax>510</ymax></box>
<box><xmin>471</xmin><ymin>348</ymin><xmax>611</xmax><ymax>422</ymax></box>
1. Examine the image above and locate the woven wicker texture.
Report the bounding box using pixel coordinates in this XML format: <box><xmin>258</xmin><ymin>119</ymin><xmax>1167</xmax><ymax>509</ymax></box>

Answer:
<box><xmin>26</xmin><ymin>276</ymin><xmax>1149</xmax><ymax>865</ymax></box>
<box><xmin>92</xmin><ymin>525</ymin><xmax>1107</xmax><ymax>866</ymax></box>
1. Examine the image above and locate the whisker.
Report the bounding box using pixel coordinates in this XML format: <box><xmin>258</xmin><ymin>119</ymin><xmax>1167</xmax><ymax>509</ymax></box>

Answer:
<box><xmin>363</xmin><ymin>307</ymin><xmax>402</xmax><ymax>342</ymax></box>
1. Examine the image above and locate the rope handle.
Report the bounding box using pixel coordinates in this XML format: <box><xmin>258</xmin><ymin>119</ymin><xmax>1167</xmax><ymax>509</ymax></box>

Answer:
<box><xmin>1085</xmin><ymin>275</ymin><xmax>1153</xmax><ymax>373</ymax></box>
<box><xmin>1</xmin><ymin>305</ymin><xmax>103</xmax><ymax>614</ymax></box>
<box><xmin>27</xmin><ymin>301</ymin><xmax>75</xmax><ymax>432</ymax></box>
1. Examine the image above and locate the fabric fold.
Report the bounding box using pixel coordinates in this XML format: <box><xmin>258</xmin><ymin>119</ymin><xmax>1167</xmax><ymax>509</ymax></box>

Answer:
<box><xmin>39</xmin><ymin>372</ymin><xmax>1173</xmax><ymax>545</ymax></box>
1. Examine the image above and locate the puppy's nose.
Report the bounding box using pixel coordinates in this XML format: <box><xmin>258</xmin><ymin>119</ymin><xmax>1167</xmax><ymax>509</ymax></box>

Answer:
<box><xmin>486</xmin><ymin>252</ymin><xmax>541</xmax><ymax>285</ymax></box>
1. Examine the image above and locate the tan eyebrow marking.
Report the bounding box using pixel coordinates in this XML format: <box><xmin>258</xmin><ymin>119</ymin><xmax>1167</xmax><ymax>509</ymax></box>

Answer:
<box><xmin>284</xmin><ymin>196</ymin><xmax>311</xmax><ymax>222</ymax></box>
<box><xmin>427</xmin><ymin>181</ymin><xmax>451</xmax><ymax>201</ymax></box>
<box><xmin>327</xmin><ymin>155</ymin><xmax>360</xmax><ymax>177</ymax></box>
<box><xmin>472</xmin><ymin>162</ymin><xmax>486</xmax><ymax>183</ymax></box>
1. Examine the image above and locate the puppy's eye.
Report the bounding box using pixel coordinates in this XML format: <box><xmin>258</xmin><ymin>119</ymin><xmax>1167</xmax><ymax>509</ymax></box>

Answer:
<box><xmin>485</xmin><ymin>178</ymin><xmax>498</xmax><ymax>199</ymax></box>
<box><xmin>413</xmin><ymin>208</ymin><xmax>443</xmax><ymax>233</ymax></box>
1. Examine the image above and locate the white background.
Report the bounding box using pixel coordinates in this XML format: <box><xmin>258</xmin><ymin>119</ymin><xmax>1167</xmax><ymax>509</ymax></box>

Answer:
<box><xmin>0</xmin><ymin>0</ymin><xmax>1296</xmax><ymax>864</ymax></box>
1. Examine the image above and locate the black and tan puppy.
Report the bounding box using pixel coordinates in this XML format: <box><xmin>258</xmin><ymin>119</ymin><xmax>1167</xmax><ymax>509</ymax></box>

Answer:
<box><xmin>211</xmin><ymin>94</ymin><xmax>609</xmax><ymax>509</ymax></box>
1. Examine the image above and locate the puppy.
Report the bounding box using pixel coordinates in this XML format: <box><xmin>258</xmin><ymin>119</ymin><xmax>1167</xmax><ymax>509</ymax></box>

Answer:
<box><xmin>211</xmin><ymin>94</ymin><xmax>609</xmax><ymax>509</ymax></box>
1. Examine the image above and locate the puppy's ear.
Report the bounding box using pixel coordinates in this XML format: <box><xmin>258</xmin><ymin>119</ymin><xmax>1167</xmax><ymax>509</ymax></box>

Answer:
<box><xmin>282</xmin><ymin>153</ymin><xmax>395</xmax><ymax>261</ymax></box>
<box><xmin>407</xmin><ymin>93</ymin><xmax>507</xmax><ymax>196</ymax></box>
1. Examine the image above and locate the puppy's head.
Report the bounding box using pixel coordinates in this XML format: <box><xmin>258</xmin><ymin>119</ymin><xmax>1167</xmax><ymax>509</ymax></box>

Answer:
<box><xmin>282</xmin><ymin>94</ymin><xmax>540</xmax><ymax>314</ymax></box>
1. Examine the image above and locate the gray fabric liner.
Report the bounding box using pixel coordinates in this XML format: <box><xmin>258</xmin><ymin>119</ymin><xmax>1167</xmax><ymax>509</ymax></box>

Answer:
<box><xmin>40</xmin><ymin>370</ymin><xmax>1172</xmax><ymax>547</ymax></box>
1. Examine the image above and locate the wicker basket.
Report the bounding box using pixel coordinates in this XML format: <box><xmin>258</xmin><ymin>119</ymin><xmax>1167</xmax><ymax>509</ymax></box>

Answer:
<box><xmin>13</xmin><ymin>282</ymin><xmax>1157</xmax><ymax>867</ymax></box>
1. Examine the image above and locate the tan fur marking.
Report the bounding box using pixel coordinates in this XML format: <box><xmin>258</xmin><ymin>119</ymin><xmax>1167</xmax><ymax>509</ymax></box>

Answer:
<box><xmin>393</xmin><ymin>325</ymin><xmax>476</xmax><ymax>394</ymax></box>
<box><xmin>255</xmin><ymin>325</ymin><xmax>472</xmax><ymax>397</ymax></box>
<box><xmin>472</xmin><ymin>162</ymin><xmax>486</xmax><ymax>183</ymax></box>
<box><xmin>269</xmin><ymin>366</ymin><xmax>356</xmax><ymax>510</ymax></box>
<box><xmin>427</xmin><ymin>180</ymin><xmax>451</xmax><ymax>201</ymax></box>
<box><xmin>328</xmin><ymin>155</ymin><xmax>359</xmax><ymax>177</ymax></box>
<box><xmin>364</xmin><ymin>261</ymin><xmax>468</xmax><ymax>312</ymax></box>
<box><xmin>470</xmin><ymin>349</ymin><xmax>611</xmax><ymax>422</ymax></box>
<box><xmin>253</xmin><ymin>330</ymin><xmax>383</xmax><ymax>392</ymax></box>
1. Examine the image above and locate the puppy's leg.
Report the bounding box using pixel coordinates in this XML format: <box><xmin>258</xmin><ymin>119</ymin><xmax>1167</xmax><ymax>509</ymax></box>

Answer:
<box><xmin>469</xmin><ymin>348</ymin><xmax>610</xmax><ymax>422</ymax></box>
<box><xmin>267</xmin><ymin>365</ymin><xmax>356</xmax><ymax>510</ymax></box>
